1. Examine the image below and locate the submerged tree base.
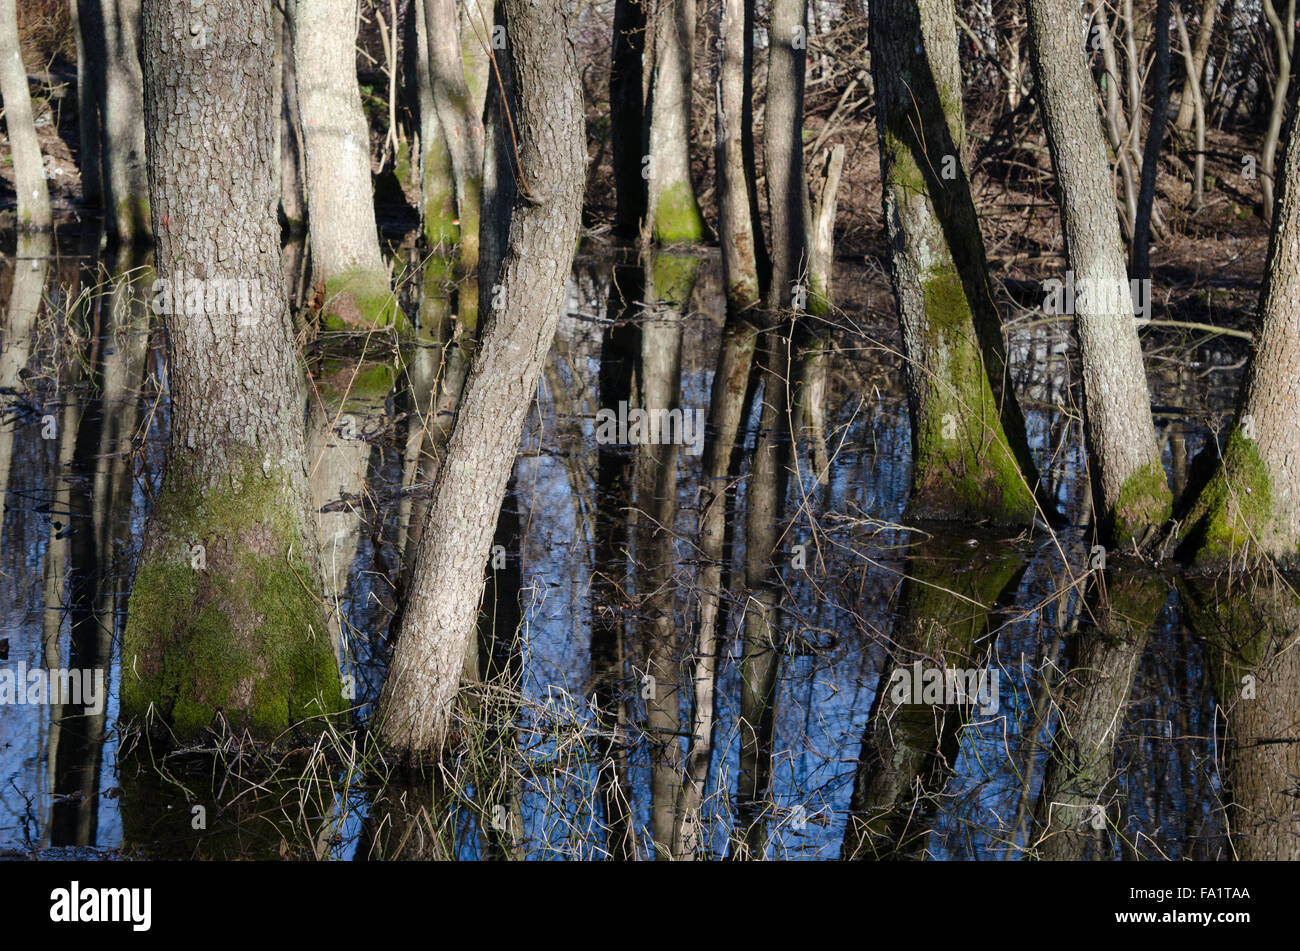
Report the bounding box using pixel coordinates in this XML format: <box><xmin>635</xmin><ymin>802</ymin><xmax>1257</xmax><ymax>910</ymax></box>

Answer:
<box><xmin>1111</xmin><ymin>460</ymin><xmax>1173</xmax><ymax>546</ymax></box>
<box><xmin>122</xmin><ymin>460</ymin><xmax>343</xmax><ymax>744</ymax></box>
<box><xmin>318</xmin><ymin>267</ymin><xmax>405</xmax><ymax>331</ymax></box>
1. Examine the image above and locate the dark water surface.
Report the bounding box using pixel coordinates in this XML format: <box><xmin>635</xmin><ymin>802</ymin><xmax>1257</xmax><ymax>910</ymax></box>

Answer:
<box><xmin>1</xmin><ymin>228</ymin><xmax>1285</xmax><ymax>860</ymax></box>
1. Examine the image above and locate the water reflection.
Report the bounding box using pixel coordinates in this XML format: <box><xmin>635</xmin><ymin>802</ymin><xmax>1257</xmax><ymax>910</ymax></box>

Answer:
<box><xmin>0</xmin><ymin>227</ymin><xmax>1287</xmax><ymax>861</ymax></box>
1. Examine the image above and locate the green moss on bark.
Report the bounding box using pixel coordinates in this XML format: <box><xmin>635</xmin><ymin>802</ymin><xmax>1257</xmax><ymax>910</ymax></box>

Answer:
<box><xmin>122</xmin><ymin>460</ymin><xmax>343</xmax><ymax>743</ymax></box>
<box><xmin>908</xmin><ymin>265</ymin><xmax>1038</xmax><ymax>525</ymax></box>
<box><xmin>1112</xmin><ymin>461</ymin><xmax>1173</xmax><ymax>544</ymax></box>
<box><xmin>1179</xmin><ymin>429</ymin><xmax>1274</xmax><ymax>565</ymax></box>
<box><xmin>320</xmin><ymin>267</ymin><xmax>406</xmax><ymax>331</ymax></box>
<box><xmin>652</xmin><ymin>181</ymin><xmax>706</xmax><ymax>245</ymax></box>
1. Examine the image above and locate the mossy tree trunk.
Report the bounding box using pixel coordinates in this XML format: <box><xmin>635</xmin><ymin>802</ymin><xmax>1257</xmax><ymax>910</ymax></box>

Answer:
<box><xmin>1026</xmin><ymin>0</ymin><xmax>1171</xmax><ymax>543</ymax></box>
<box><xmin>646</xmin><ymin>0</ymin><xmax>706</xmax><ymax>243</ymax></box>
<box><xmin>423</xmin><ymin>0</ymin><xmax>485</xmax><ymax>324</ymax></box>
<box><xmin>0</xmin><ymin>0</ymin><xmax>52</xmax><ymax>230</ymax></box>
<box><xmin>293</xmin><ymin>0</ymin><xmax>395</xmax><ymax>328</ymax></box>
<box><xmin>871</xmin><ymin>0</ymin><xmax>1042</xmax><ymax>526</ymax></box>
<box><xmin>377</xmin><ymin>0</ymin><xmax>586</xmax><ymax>757</ymax></box>
<box><xmin>1177</xmin><ymin>92</ymin><xmax>1300</xmax><ymax>568</ymax></box>
<box><xmin>125</xmin><ymin>0</ymin><xmax>343</xmax><ymax>743</ymax></box>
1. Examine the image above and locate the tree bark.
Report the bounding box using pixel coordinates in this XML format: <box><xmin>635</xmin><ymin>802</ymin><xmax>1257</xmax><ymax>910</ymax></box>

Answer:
<box><xmin>1027</xmin><ymin>0</ymin><xmax>1172</xmax><ymax>543</ymax></box>
<box><xmin>871</xmin><ymin>0</ymin><xmax>1042</xmax><ymax>525</ymax></box>
<box><xmin>611</xmin><ymin>0</ymin><xmax>647</xmax><ymax>238</ymax></box>
<box><xmin>293</xmin><ymin>0</ymin><xmax>394</xmax><ymax>328</ymax></box>
<box><xmin>0</xmin><ymin>0</ymin><xmax>52</xmax><ymax>230</ymax></box>
<box><xmin>764</xmin><ymin>0</ymin><xmax>809</xmax><ymax>314</ymax></box>
<box><xmin>714</xmin><ymin>0</ymin><xmax>763</xmax><ymax>314</ymax></box>
<box><xmin>124</xmin><ymin>0</ymin><xmax>342</xmax><ymax>742</ymax></box>
<box><xmin>1179</xmin><ymin>92</ymin><xmax>1300</xmax><ymax>567</ymax></box>
<box><xmin>1132</xmin><ymin>0</ymin><xmax>1170</xmax><ymax>281</ymax></box>
<box><xmin>90</xmin><ymin>0</ymin><xmax>152</xmax><ymax>242</ymax></box>
<box><xmin>646</xmin><ymin>0</ymin><xmax>706</xmax><ymax>243</ymax></box>
<box><xmin>377</xmin><ymin>0</ymin><xmax>586</xmax><ymax>757</ymax></box>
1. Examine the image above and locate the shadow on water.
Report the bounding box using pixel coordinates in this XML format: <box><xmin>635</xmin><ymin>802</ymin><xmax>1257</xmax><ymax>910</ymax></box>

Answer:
<box><xmin>0</xmin><ymin>225</ymin><xmax>1292</xmax><ymax>860</ymax></box>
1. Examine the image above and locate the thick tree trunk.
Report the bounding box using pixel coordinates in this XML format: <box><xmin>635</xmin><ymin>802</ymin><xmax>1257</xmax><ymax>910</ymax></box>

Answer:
<box><xmin>611</xmin><ymin>0</ymin><xmax>647</xmax><ymax>238</ymax></box>
<box><xmin>871</xmin><ymin>0</ymin><xmax>1042</xmax><ymax>525</ymax></box>
<box><xmin>0</xmin><ymin>0</ymin><xmax>52</xmax><ymax>230</ymax></box>
<box><xmin>1026</xmin><ymin>0</ymin><xmax>1171</xmax><ymax>543</ymax></box>
<box><xmin>124</xmin><ymin>0</ymin><xmax>343</xmax><ymax>742</ymax></box>
<box><xmin>646</xmin><ymin>0</ymin><xmax>705</xmax><ymax>243</ymax></box>
<box><xmin>1178</xmin><ymin>96</ymin><xmax>1300</xmax><ymax>567</ymax></box>
<box><xmin>377</xmin><ymin>0</ymin><xmax>586</xmax><ymax>757</ymax></box>
<box><xmin>293</xmin><ymin>0</ymin><xmax>394</xmax><ymax>328</ymax></box>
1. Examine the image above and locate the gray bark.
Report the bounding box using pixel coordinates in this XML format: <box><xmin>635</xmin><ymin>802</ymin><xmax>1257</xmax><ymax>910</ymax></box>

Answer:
<box><xmin>0</xmin><ymin>0</ymin><xmax>52</xmax><ymax>229</ymax></box>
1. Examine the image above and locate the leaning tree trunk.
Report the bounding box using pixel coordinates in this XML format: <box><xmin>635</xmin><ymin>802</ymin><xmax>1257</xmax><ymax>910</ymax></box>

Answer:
<box><xmin>871</xmin><ymin>0</ymin><xmax>1042</xmax><ymax>525</ymax></box>
<box><xmin>293</xmin><ymin>0</ymin><xmax>395</xmax><ymax>328</ymax></box>
<box><xmin>1178</xmin><ymin>93</ymin><xmax>1300</xmax><ymax>567</ymax></box>
<box><xmin>0</xmin><ymin>0</ymin><xmax>52</xmax><ymax>230</ymax></box>
<box><xmin>377</xmin><ymin>0</ymin><xmax>586</xmax><ymax>757</ymax></box>
<box><xmin>646</xmin><ymin>0</ymin><xmax>706</xmax><ymax>243</ymax></box>
<box><xmin>123</xmin><ymin>0</ymin><xmax>343</xmax><ymax>742</ymax></box>
<box><xmin>1026</xmin><ymin>0</ymin><xmax>1171</xmax><ymax>544</ymax></box>
<box><xmin>1260</xmin><ymin>0</ymin><xmax>1292</xmax><ymax>221</ymax></box>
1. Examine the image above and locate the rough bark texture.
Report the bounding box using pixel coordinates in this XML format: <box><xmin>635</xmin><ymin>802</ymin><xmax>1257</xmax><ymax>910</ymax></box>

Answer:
<box><xmin>377</xmin><ymin>0</ymin><xmax>586</xmax><ymax>756</ymax></box>
<box><xmin>124</xmin><ymin>0</ymin><xmax>342</xmax><ymax>742</ymax></box>
<box><xmin>0</xmin><ymin>0</ymin><xmax>52</xmax><ymax>229</ymax></box>
<box><xmin>1026</xmin><ymin>0</ymin><xmax>1171</xmax><ymax>543</ymax></box>
<box><xmin>1179</xmin><ymin>98</ymin><xmax>1300</xmax><ymax>567</ymax></box>
<box><xmin>647</xmin><ymin>0</ymin><xmax>705</xmax><ymax>243</ymax></box>
<box><xmin>293</xmin><ymin>0</ymin><xmax>394</xmax><ymax>327</ymax></box>
<box><xmin>871</xmin><ymin>0</ymin><xmax>1041</xmax><ymax>525</ymax></box>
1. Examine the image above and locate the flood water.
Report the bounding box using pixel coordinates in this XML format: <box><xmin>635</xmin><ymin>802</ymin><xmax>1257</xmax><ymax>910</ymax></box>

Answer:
<box><xmin>1</xmin><ymin>226</ymin><xmax>1291</xmax><ymax>861</ymax></box>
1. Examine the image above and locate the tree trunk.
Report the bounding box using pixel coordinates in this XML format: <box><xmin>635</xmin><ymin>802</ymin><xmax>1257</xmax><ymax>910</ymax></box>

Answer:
<box><xmin>1027</xmin><ymin>0</ymin><xmax>1172</xmax><ymax>543</ymax></box>
<box><xmin>871</xmin><ymin>0</ymin><xmax>1042</xmax><ymax>525</ymax></box>
<box><xmin>70</xmin><ymin>0</ymin><xmax>103</xmax><ymax>206</ymax></box>
<box><xmin>94</xmin><ymin>0</ymin><xmax>152</xmax><ymax>242</ymax></box>
<box><xmin>124</xmin><ymin>0</ymin><xmax>343</xmax><ymax>742</ymax></box>
<box><xmin>714</xmin><ymin>0</ymin><xmax>763</xmax><ymax>314</ymax></box>
<box><xmin>1175</xmin><ymin>5</ymin><xmax>1206</xmax><ymax>209</ymax></box>
<box><xmin>278</xmin><ymin>0</ymin><xmax>306</xmax><ymax>233</ymax></box>
<box><xmin>1132</xmin><ymin>0</ymin><xmax>1170</xmax><ymax>281</ymax></box>
<box><xmin>1173</xmin><ymin>0</ymin><xmax>1218</xmax><ymax>132</ymax></box>
<box><xmin>1261</xmin><ymin>0</ymin><xmax>1292</xmax><ymax>221</ymax></box>
<box><xmin>424</xmin><ymin>0</ymin><xmax>486</xmax><ymax>324</ymax></box>
<box><xmin>0</xmin><ymin>0</ymin><xmax>52</xmax><ymax>230</ymax></box>
<box><xmin>1178</xmin><ymin>95</ymin><xmax>1300</xmax><ymax>567</ymax></box>
<box><xmin>293</xmin><ymin>0</ymin><xmax>395</xmax><ymax>328</ymax></box>
<box><xmin>764</xmin><ymin>0</ymin><xmax>809</xmax><ymax>314</ymax></box>
<box><xmin>377</xmin><ymin>0</ymin><xmax>586</xmax><ymax>757</ymax></box>
<box><xmin>646</xmin><ymin>0</ymin><xmax>706</xmax><ymax>243</ymax></box>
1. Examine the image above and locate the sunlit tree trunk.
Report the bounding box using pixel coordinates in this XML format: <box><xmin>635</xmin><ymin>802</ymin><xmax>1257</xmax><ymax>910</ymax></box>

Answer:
<box><xmin>293</xmin><ymin>0</ymin><xmax>394</xmax><ymax>328</ymax></box>
<box><xmin>1173</xmin><ymin>0</ymin><xmax>1218</xmax><ymax>133</ymax></box>
<box><xmin>871</xmin><ymin>0</ymin><xmax>1042</xmax><ymax>525</ymax></box>
<box><xmin>0</xmin><ymin>0</ymin><xmax>52</xmax><ymax>230</ymax></box>
<box><xmin>763</xmin><ymin>0</ymin><xmax>809</xmax><ymax>315</ymax></box>
<box><xmin>646</xmin><ymin>0</ymin><xmax>705</xmax><ymax>243</ymax></box>
<box><xmin>124</xmin><ymin>0</ymin><xmax>342</xmax><ymax>742</ymax></box>
<box><xmin>1027</xmin><ymin>0</ymin><xmax>1171</xmax><ymax>543</ymax></box>
<box><xmin>1179</xmin><ymin>96</ymin><xmax>1300</xmax><ymax>567</ymax></box>
<box><xmin>377</xmin><ymin>0</ymin><xmax>586</xmax><ymax>757</ymax></box>
<box><xmin>714</xmin><ymin>0</ymin><xmax>763</xmax><ymax>315</ymax></box>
